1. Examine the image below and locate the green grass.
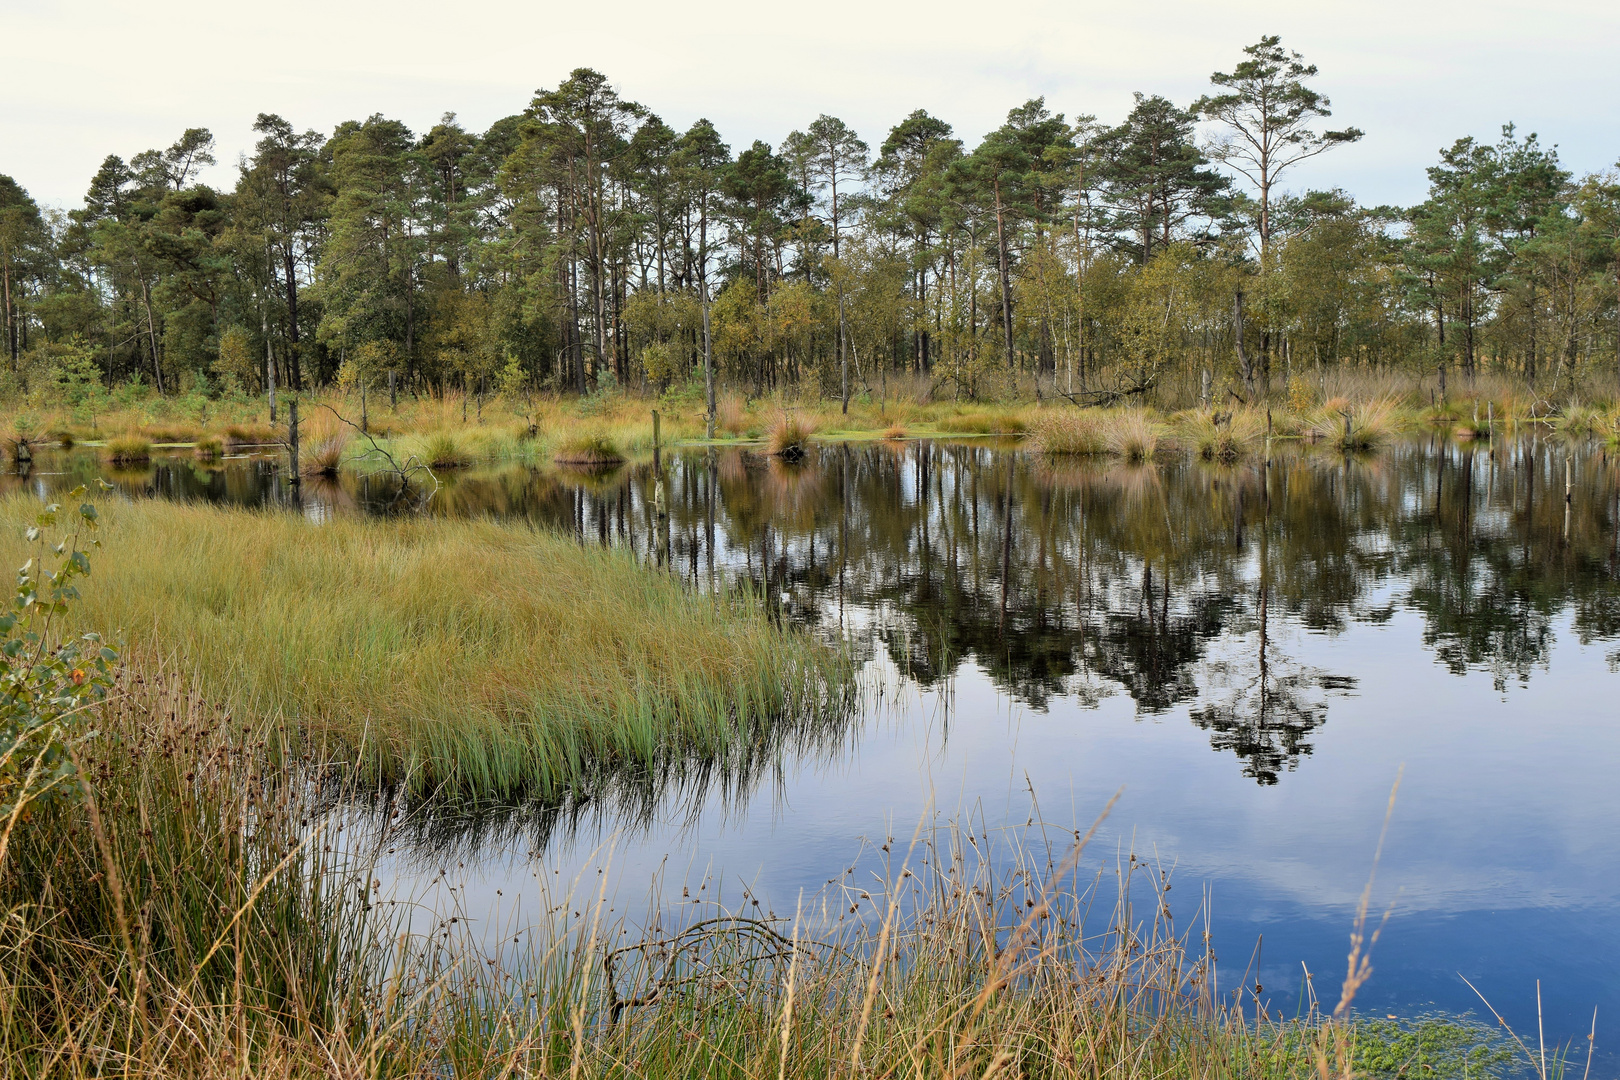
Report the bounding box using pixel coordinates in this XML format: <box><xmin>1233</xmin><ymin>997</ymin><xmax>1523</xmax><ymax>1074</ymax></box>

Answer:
<box><xmin>0</xmin><ymin>495</ymin><xmax>851</xmax><ymax>800</ymax></box>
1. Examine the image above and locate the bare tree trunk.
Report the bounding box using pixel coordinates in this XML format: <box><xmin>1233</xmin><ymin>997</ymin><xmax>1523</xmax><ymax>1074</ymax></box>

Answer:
<box><xmin>1235</xmin><ymin>289</ymin><xmax>1251</xmax><ymax>396</ymax></box>
<box><xmin>993</xmin><ymin>179</ymin><xmax>1015</xmax><ymax>370</ymax></box>
<box><xmin>262</xmin><ymin>305</ymin><xmax>277</xmax><ymax>423</ymax></box>
<box><xmin>139</xmin><ymin>277</ymin><xmax>165</xmax><ymax>394</ymax></box>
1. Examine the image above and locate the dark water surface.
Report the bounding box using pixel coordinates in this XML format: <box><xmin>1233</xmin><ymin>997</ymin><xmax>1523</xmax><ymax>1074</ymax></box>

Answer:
<box><xmin>9</xmin><ymin>437</ymin><xmax>1620</xmax><ymax>1057</ymax></box>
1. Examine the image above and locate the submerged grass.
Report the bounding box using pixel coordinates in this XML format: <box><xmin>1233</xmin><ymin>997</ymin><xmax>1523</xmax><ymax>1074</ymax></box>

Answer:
<box><xmin>0</xmin><ymin>496</ymin><xmax>851</xmax><ymax>799</ymax></box>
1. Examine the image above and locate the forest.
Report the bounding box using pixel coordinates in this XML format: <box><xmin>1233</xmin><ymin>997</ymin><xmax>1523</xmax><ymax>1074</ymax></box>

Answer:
<box><xmin>3</xmin><ymin>35</ymin><xmax>1619</xmax><ymax>423</ymax></box>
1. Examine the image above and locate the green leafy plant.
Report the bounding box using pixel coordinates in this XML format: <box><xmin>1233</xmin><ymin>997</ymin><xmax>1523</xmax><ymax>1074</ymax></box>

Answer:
<box><xmin>0</xmin><ymin>485</ymin><xmax>116</xmax><ymax>824</ymax></box>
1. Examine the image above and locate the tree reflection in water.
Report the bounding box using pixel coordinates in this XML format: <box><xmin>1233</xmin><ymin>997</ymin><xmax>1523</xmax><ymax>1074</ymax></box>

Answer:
<box><xmin>8</xmin><ymin>435</ymin><xmax>1619</xmax><ymax>790</ymax></box>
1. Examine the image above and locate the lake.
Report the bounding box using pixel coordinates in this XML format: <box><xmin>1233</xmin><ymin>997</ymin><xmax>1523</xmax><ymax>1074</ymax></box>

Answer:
<box><xmin>9</xmin><ymin>434</ymin><xmax>1619</xmax><ymax>1061</ymax></box>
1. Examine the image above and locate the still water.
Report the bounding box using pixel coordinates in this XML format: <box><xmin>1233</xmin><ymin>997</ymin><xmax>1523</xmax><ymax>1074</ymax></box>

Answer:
<box><xmin>10</xmin><ymin>437</ymin><xmax>1620</xmax><ymax>1056</ymax></box>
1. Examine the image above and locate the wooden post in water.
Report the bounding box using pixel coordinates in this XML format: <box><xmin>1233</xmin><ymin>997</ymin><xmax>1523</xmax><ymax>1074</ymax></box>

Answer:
<box><xmin>389</xmin><ymin>369</ymin><xmax>396</xmax><ymax>411</ymax></box>
<box><xmin>652</xmin><ymin>409</ymin><xmax>661</xmax><ymax>469</ymax></box>
<box><xmin>1566</xmin><ymin>457</ymin><xmax>1573</xmax><ymax>504</ymax></box>
<box><xmin>288</xmin><ymin>398</ymin><xmax>301</xmax><ymax>485</ymax></box>
<box><xmin>477</xmin><ymin>376</ymin><xmax>485</xmax><ymax>423</ymax></box>
<box><xmin>361</xmin><ymin>380</ymin><xmax>368</xmax><ymax>434</ymax></box>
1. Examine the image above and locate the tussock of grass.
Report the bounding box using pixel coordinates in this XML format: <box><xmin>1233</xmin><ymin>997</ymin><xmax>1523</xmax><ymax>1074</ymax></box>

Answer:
<box><xmin>422</xmin><ymin>431</ymin><xmax>474</xmax><ymax>468</ymax></box>
<box><xmin>554</xmin><ymin>429</ymin><xmax>625</xmax><ymax>466</ymax></box>
<box><xmin>942</xmin><ymin>409</ymin><xmax>1028</xmax><ymax>435</ymax></box>
<box><xmin>1314</xmin><ymin>398</ymin><xmax>1403</xmax><ymax>451</ymax></box>
<box><xmin>192</xmin><ymin>435</ymin><xmax>223</xmax><ymax>460</ymax></box>
<box><xmin>0</xmin><ymin>496</ymin><xmax>849</xmax><ymax>798</ymax></box>
<box><xmin>1031</xmin><ymin>410</ymin><xmax>1107</xmax><ymax>455</ymax></box>
<box><xmin>1179</xmin><ymin>409</ymin><xmax>1266</xmax><ymax>461</ymax></box>
<box><xmin>1105</xmin><ymin>410</ymin><xmax>1162</xmax><ymax>462</ymax></box>
<box><xmin>224</xmin><ymin>421</ymin><xmax>277</xmax><ymax>449</ymax></box>
<box><xmin>1555</xmin><ymin>402</ymin><xmax>1612</xmax><ymax>437</ymax></box>
<box><xmin>765</xmin><ymin>414</ymin><xmax>814</xmax><ymax>460</ymax></box>
<box><xmin>881</xmin><ymin>423</ymin><xmax>908</xmax><ymax>440</ymax></box>
<box><xmin>302</xmin><ymin>433</ymin><xmax>348</xmax><ymax>476</ymax></box>
<box><xmin>0</xmin><ymin>666</ymin><xmax>372</xmax><ymax>1071</ymax></box>
<box><xmin>101</xmin><ymin>434</ymin><xmax>152</xmax><ymax>465</ymax></box>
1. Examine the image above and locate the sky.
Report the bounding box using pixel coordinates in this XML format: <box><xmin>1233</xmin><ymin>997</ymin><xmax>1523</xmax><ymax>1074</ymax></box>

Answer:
<box><xmin>4</xmin><ymin>0</ymin><xmax>1618</xmax><ymax>212</ymax></box>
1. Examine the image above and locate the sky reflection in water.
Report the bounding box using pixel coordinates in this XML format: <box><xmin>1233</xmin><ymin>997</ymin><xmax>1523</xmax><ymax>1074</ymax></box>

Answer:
<box><xmin>9</xmin><ymin>436</ymin><xmax>1619</xmax><ymax>1054</ymax></box>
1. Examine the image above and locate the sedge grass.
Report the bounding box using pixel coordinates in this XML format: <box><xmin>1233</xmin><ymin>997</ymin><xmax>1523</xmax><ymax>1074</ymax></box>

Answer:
<box><xmin>0</xmin><ymin>495</ymin><xmax>850</xmax><ymax>799</ymax></box>
<box><xmin>100</xmin><ymin>434</ymin><xmax>152</xmax><ymax>465</ymax></box>
<box><xmin>555</xmin><ymin>429</ymin><xmax>627</xmax><ymax>466</ymax></box>
<box><xmin>765</xmin><ymin>414</ymin><xmax>814</xmax><ymax>459</ymax></box>
<box><xmin>1030</xmin><ymin>410</ymin><xmax>1108</xmax><ymax>455</ymax></box>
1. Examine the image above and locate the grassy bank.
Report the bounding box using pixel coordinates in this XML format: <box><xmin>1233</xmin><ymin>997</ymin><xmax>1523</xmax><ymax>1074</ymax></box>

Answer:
<box><xmin>0</xmin><ymin>495</ymin><xmax>851</xmax><ymax>799</ymax></box>
<box><xmin>0</xmin><ymin>665</ymin><xmax>1531</xmax><ymax>1077</ymax></box>
<box><xmin>9</xmin><ymin>369</ymin><xmax>1619</xmax><ymax>480</ymax></box>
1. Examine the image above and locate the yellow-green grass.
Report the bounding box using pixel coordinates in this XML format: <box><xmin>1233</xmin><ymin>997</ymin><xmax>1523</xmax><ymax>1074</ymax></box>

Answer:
<box><xmin>100</xmin><ymin>433</ymin><xmax>152</xmax><ymax>465</ymax></box>
<box><xmin>1175</xmin><ymin>408</ymin><xmax>1268</xmax><ymax>461</ymax></box>
<box><xmin>1105</xmin><ymin>409</ymin><xmax>1163</xmax><ymax>462</ymax></box>
<box><xmin>0</xmin><ymin>496</ymin><xmax>851</xmax><ymax>799</ymax></box>
<box><xmin>554</xmin><ymin>429</ymin><xmax>626</xmax><ymax>465</ymax></box>
<box><xmin>192</xmin><ymin>434</ymin><xmax>224</xmax><ymax>460</ymax></box>
<box><xmin>765</xmin><ymin>413</ymin><xmax>815</xmax><ymax>458</ymax></box>
<box><xmin>1311</xmin><ymin>397</ymin><xmax>1406</xmax><ymax>451</ymax></box>
<box><xmin>1030</xmin><ymin>410</ymin><xmax>1108</xmax><ymax>455</ymax></box>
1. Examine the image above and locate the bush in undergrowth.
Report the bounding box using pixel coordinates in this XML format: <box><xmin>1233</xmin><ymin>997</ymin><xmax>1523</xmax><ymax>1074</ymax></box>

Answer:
<box><xmin>0</xmin><ymin>486</ymin><xmax>116</xmax><ymax>825</ymax></box>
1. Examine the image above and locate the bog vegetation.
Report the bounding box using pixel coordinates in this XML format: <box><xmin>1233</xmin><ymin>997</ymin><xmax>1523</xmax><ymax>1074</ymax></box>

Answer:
<box><xmin>0</xmin><ymin>510</ymin><xmax>1532</xmax><ymax>1076</ymax></box>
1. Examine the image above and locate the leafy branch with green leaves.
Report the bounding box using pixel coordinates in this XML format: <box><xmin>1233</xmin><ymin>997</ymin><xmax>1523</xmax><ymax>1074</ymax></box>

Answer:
<box><xmin>0</xmin><ymin>482</ymin><xmax>117</xmax><ymax>831</ymax></box>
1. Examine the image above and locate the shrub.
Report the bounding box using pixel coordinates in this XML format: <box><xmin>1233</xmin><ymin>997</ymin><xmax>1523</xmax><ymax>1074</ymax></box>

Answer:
<box><xmin>0</xmin><ymin>489</ymin><xmax>116</xmax><ymax>822</ymax></box>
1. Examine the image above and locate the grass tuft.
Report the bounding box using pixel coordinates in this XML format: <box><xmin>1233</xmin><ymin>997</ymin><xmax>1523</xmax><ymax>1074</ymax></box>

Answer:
<box><xmin>192</xmin><ymin>435</ymin><xmax>224</xmax><ymax>460</ymax></box>
<box><xmin>1031</xmin><ymin>411</ymin><xmax>1107</xmax><ymax>455</ymax></box>
<box><xmin>766</xmin><ymin>414</ymin><xmax>815</xmax><ymax>460</ymax></box>
<box><xmin>554</xmin><ymin>429</ymin><xmax>625</xmax><ymax>466</ymax></box>
<box><xmin>101</xmin><ymin>434</ymin><xmax>152</xmax><ymax>465</ymax></box>
<box><xmin>1105</xmin><ymin>410</ymin><xmax>1162</xmax><ymax>462</ymax></box>
<box><xmin>423</xmin><ymin>431</ymin><xmax>474</xmax><ymax>468</ymax></box>
<box><xmin>302</xmin><ymin>433</ymin><xmax>348</xmax><ymax>476</ymax></box>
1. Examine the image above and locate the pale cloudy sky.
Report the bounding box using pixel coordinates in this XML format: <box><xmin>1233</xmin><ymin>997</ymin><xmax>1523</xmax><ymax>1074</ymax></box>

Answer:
<box><xmin>3</xmin><ymin>0</ymin><xmax>1617</xmax><ymax>211</ymax></box>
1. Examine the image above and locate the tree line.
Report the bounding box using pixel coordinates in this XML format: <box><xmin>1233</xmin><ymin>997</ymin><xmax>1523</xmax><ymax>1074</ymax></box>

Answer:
<box><xmin>2</xmin><ymin>35</ymin><xmax>1619</xmax><ymax>423</ymax></box>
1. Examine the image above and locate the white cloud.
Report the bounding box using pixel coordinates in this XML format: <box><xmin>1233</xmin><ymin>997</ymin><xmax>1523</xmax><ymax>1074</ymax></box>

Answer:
<box><xmin>3</xmin><ymin>0</ymin><xmax>1617</xmax><ymax>208</ymax></box>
